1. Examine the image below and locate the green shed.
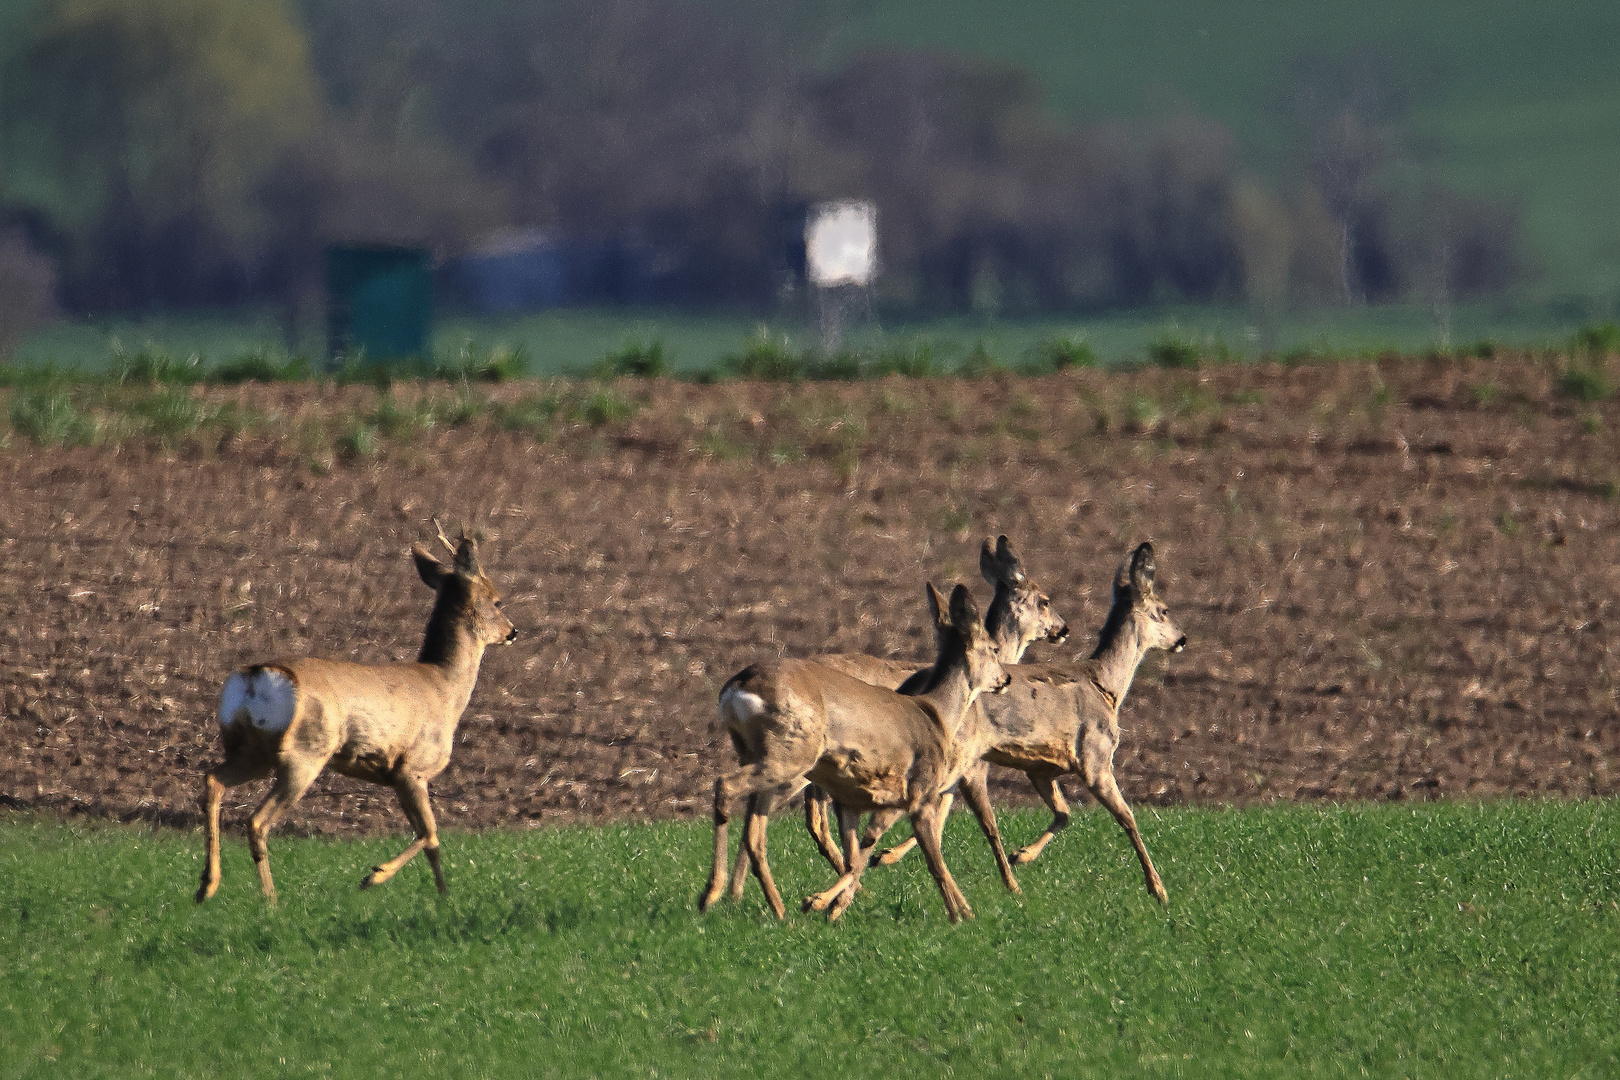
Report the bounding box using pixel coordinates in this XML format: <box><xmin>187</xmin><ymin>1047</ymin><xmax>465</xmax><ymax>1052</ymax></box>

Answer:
<box><xmin>326</xmin><ymin>245</ymin><xmax>433</xmax><ymax>364</ymax></box>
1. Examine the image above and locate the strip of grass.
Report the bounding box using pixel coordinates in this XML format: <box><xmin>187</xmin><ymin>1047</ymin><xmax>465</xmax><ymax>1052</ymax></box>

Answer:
<box><xmin>2</xmin><ymin>800</ymin><xmax>1617</xmax><ymax>1078</ymax></box>
<box><xmin>10</xmin><ymin>302</ymin><xmax>1611</xmax><ymax>379</ymax></box>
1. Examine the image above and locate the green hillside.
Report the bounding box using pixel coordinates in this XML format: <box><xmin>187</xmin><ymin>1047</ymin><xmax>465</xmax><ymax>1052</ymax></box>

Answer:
<box><xmin>846</xmin><ymin>0</ymin><xmax>1620</xmax><ymax>305</ymax></box>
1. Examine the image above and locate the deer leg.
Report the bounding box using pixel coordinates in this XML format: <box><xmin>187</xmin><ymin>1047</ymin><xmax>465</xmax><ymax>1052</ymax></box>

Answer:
<box><xmin>804</xmin><ymin>785</ymin><xmax>847</xmax><ymax>874</ymax></box>
<box><xmin>726</xmin><ymin>793</ymin><xmax>766</xmax><ymax>899</ymax></box>
<box><xmin>875</xmin><ymin>790</ymin><xmax>954</xmax><ymax>867</ymax></box>
<box><xmin>742</xmin><ymin>787</ymin><xmax>796</xmax><ymax>920</ymax></box>
<box><xmin>363</xmin><ymin>776</ymin><xmax>443</xmax><ymax>893</ymax></box>
<box><xmin>194</xmin><ymin>760</ymin><xmax>269</xmax><ymax>903</ymax></box>
<box><xmin>1012</xmin><ymin>770</ymin><xmax>1072</xmax><ymax>865</ymax></box>
<box><xmin>731</xmin><ymin>775</ymin><xmax>822</xmax><ymax>897</ymax></box>
<box><xmin>701</xmin><ymin>775</ymin><xmax>740</xmax><ymax>912</ymax></box>
<box><xmin>805</xmin><ymin>803</ymin><xmax>866</xmax><ymax>912</ymax></box>
<box><xmin>1083</xmin><ymin>760</ymin><xmax>1167</xmax><ymax>903</ymax></box>
<box><xmin>245</xmin><ymin>759</ymin><xmax>323</xmax><ymax>904</ymax></box>
<box><xmin>955</xmin><ymin>764</ymin><xmax>1020</xmax><ymax>895</ymax></box>
<box><xmin>838</xmin><ymin>804</ymin><xmax>861</xmax><ymax>880</ymax></box>
<box><xmin>819</xmin><ymin>807</ymin><xmax>904</xmax><ymax>919</ymax></box>
<box><xmin>703</xmin><ymin>749</ymin><xmax>814</xmax><ymax>914</ymax></box>
<box><xmin>907</xmin><ymin>799</ymin><xmax>973</xmax><ymax>923</ymax></box>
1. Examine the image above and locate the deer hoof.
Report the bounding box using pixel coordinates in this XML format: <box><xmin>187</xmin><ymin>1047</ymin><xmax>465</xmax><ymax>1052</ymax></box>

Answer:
<box><xmin>874</xmin><ymin>847</ymin><xmax>905</xmax><ymax>866</ymax></box>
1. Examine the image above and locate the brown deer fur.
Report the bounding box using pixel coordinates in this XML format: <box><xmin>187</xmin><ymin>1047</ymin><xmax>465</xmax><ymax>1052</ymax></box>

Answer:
<box><xmin>701</xmin><ymin>584</ymin><xmax>1010</xmax><ymax>923</ymax></box>
<box><xmin>790</xmin><ymin>536</ymin><xmax>1068</xmax><ymax>889</ymax></box>
<box><xmin>194</xmin><ymin>530</ymin><xmax>516</xmax><ymax>904</ymax></box>
<box><xmin>974</xmin><ymin>542</ymin><xmax>1186</xmax><ymax>901</ymax></box>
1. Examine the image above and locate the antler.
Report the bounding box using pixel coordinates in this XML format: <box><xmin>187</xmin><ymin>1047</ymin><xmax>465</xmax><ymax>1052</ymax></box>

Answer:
<box><xmin>432</xmin><ymin>517</ymin><xmax>457</xmax><ymax>555</ymax></box>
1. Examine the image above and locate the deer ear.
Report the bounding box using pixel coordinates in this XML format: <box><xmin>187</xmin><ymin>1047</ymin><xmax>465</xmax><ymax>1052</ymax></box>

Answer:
<box><xmin>996</xmin><ymin>535</ymin><xmax>1026</xmax><ymax>583</ymax></box>
<box><xmin>980</xmin><ymin>535</ymin><xmax>1025</xmax><ymax>586</ymax></box>
<box><xmin>948</xmin><ymin>583</ymin><xmax>981</xmax><ymax>636</ymax></box>
<box><xmin>453</xmin><ymin>535</ymin><xmax>480</xmax><ymax>576</ymax></box>
<box><xmin>1129</xmin><ymin>542</ymin><xmax>1156</xmax><ymax>595</ymax></box>
<box><xmin>925</xmin><ymin>582</ymin><xmax>951</xmax><ymax>630</ymax></box>
<box><xmin>412</xmin><ymin>543</ymin><xmax>450</xmax><ymax>587</ymax></box>
<box><xmin>978</xmin><ymin>539</ymin><xmax>999</xmax><ymax>586</ymax></box>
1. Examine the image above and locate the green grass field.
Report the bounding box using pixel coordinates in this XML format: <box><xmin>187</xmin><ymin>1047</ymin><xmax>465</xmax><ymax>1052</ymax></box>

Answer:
<box><xmin>8</xmin><ymin>301</ymin><xmax>1598</xmax><ymax>377</ymax></box>
<box><xmin>4</xmin><ymin>800</ymin><xmax>1617</xmax><ymax>1078</ymax></box>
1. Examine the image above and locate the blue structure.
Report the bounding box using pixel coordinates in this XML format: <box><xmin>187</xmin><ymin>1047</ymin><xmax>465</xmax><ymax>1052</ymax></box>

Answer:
<box><xmin>450</xmin><ymin>229</ymin><xmax>664</xmax><ymax>313</ymax></box>
<box><xmin>453</xmin><ymin>230</ymin><xmax>569</xmax><ymax>312</ymax></box>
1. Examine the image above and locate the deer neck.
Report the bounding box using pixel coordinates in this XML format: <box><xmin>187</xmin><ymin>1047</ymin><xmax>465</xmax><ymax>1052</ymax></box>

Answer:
<box><xmin>911</xmin><ymin>639</ymin><xmax>980</xmax><ymax>735</ymax></box>
<box><xmin>982</xmin><ymin>586</ymin><xmax>1037</xmax><ymax>666</ymax></box>
<box><xmin>416</xmin><ymin>602</ymin><xmax>488</xmax><ymax>710</ymax></box>
<box><xmin>995</xmin><ymin>634</ymin><xmax>1031</xmax><ymax>666</ymax></box>
<box><xmin>1088</xmin><ymin>603</ymin><xmax>1149</xmax><ymax>712</ymax></box>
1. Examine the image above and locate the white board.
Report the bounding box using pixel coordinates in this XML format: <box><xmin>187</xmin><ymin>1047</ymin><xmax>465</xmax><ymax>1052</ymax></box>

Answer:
<box><xmin>805</xmin><ymin>201</ymin><xmax>877</xmax><ymax>287</ymax></box>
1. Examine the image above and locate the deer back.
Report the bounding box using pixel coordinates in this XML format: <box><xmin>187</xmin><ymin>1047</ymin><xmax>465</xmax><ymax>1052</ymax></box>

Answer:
<box><xmin>813</xmin><ymin>653</ymin><xmax>922</xmax><ymax>690</ymax></box>
<box><xmin>975</xmin><ymin>661</ymin><xmax>1107</xmax><ymax>773</ymax></box>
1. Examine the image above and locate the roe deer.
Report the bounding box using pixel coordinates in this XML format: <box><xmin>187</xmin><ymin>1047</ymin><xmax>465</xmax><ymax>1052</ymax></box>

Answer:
<box><xmin>790</xmin><ymin>536</ymin><xmax>1067</xmax><ymax>888</ymax></box>
<box><xmin>195</xmin><ymin>526</ymin><xmax>517</xmax><ymax>903</ymax></box>
<box><xmin>701</xmin><ymin>584</ymin><xmax>1009</xmax><ymax>923</ymax></box>
<box><xmin>969</xmin><ymin>541</ymin><xmax>1186</xmax><ymax>901</ymax></box>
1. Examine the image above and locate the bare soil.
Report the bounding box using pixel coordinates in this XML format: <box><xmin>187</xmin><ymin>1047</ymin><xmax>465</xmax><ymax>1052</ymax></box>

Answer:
<box><xmin>3</xmin><ymin>355</ymin><xmax>1618</xmax><ymax>837</ymax></box>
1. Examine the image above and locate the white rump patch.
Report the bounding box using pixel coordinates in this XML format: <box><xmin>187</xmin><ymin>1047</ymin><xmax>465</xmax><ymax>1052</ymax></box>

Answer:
<box><xmin>219</xmin><ymin>668</ymin><xmax>297</xmax><ymax>732</ymax></box>
<box><xmin>718</xmin><ymin>686</ymin><xmax>769</xmax><ymax>731</ymax></box>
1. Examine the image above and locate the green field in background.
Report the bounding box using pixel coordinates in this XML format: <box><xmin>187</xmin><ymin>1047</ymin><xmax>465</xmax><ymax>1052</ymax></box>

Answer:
<box><xmin>3</xmin><ymin>800</ymin><xmax>1617</xmax><ymax>1078</ymax></box>
<box><xmin>846</xmin><ymin>0</ymin><xmax>1620</xmax><ymax>302</ymax></box>
<box><xmin>8</xmin><ymin>301</ymin><xmax>1597</xmax><ymax>377</ymax></box>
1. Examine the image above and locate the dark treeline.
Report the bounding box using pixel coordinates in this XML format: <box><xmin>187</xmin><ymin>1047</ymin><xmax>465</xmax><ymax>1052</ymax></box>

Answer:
<box><xmin>0</xmin><ymin>0</ymin><xmax>1524</xmax><ymax>324</ymax></box>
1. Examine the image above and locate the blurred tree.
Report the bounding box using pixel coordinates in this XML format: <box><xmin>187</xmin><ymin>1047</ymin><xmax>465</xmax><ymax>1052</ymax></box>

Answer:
<box><xmin>1276</xmin><ymin>47</ymin><xmax>1428</xmax><ymax>305</ymax></box>
<box><xmin>1287</xmin><ymin>185</ymin><xmax>1349</xmax><ymax>306</ymax></box>
<box><xmin>1229</xmin><ymin>179</ymin><xmax>1293</xmax><ymax>340</ymax></box>
<box><xmin>300</xmin><ymin>0</ymin><xmax>807</xmax><ymax>305</ymax></box>
<box><xmin>0</xmin><ymin>0</ymin><xmax>1526</xmax><ymax>318</ymax></box>
<box><xmin>0</xmin><ymin>227</ymin><xmax>58</xmax><ymax>360</ymax></box>
<box><xmin>1</xmin><ymin>0</ymin><xmax>319</xmax><ymax>309</ymax></box>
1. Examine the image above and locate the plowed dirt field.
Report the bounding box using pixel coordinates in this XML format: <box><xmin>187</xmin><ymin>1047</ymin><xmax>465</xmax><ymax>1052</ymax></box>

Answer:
<box><xmin>3</xmin><ymin>356</ymin><xmax>1618</xmax><ymax>835</ymax></box>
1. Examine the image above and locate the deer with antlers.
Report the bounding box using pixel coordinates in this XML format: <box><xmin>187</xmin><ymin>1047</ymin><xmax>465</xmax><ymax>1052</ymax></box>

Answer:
<box><xmin>195</xmin><ymin>524</ymin><xmax>517</xmax><ymax>904</ymax></box>
<box><xmin>701</xmin><ymin>583</ymin><xmax>1010</xmax><ymax>923</ymax></box>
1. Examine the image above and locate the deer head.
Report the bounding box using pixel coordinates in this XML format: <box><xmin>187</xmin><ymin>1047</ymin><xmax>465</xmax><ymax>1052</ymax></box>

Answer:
<box><xmin>979</xmin><ymin>535</ymin><xmax>1068</xmax><ymax>659</ymax></box>
<box><xmin>411</xmin><ymin>527</ymin><xmax>517</xmax><ymax>649</ymax></box>
<box><xmin>1115</xmin><ymin>542</ymin><xmax>1186</xmax><ymax>655</ymax></box>
<box><xmin>926</xmin><ymin>581</ymin><xmax>1012</xmax><ymax>701</ymax></box>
